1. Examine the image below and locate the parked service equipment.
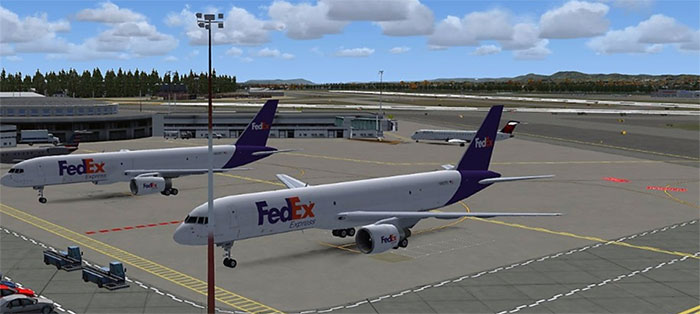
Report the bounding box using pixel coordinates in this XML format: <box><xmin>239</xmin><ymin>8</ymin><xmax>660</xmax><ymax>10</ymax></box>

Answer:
<box><xmin>43</xmin><ymin>246</ymin><xmax>82</xmax><ymax>271</ymax></box>
<box><xmin>81</xmin><ymin>261</ymin><xmax>129</xmax><ymax>290</ymax></box>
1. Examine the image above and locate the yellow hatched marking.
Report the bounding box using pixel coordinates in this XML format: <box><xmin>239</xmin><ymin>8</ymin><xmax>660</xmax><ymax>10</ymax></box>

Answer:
<box><xmin>217</xmin><ymin>173</ymin><xmax>285</xmax><ymax>187</ymax></box>
<box><xmin>0</xmin><ymin>203</ymin><xmax>283</xmax><ymax>314</ymax></box>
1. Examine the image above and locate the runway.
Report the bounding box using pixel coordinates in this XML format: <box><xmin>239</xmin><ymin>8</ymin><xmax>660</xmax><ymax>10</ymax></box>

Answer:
<box><xmin>1</xmin><ymin>115</ymin><xmax>698</xmax><ymax>313</ymax></box>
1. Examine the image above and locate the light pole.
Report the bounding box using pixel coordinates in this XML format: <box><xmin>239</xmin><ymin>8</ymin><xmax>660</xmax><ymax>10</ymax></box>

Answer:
<box><xmin>377</xmin><ymin>70</ymin><xmax>383</xmax><ymax>137</ymax></box>
<box><xmin>196</xmin><ymin>12</ymin><xmax>223</xmax><ymax>314</ymax></box>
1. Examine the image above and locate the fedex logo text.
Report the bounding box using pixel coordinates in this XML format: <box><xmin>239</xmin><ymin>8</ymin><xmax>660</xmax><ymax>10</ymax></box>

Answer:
<box><xmin>251</xmin><ymin>122</ymin><xmax>270</xmax><ymax>131</ymax></box>
<box><xmin>381</xmin><ymin>234</ymin><xmax>397</xmax><ymax>244</ymax></box>
<box><xmin>257</xmin><ymin>196</ymin><xmax>315</xmax><ymax>228</ymax></box>
<box><xmin>474</xmin><ymin>136</ymin><xmax>493</xmax><ymax>149</ymax></box>
<box><xmin>58</xmin><ymin>159</ymin><xmax>105</xmax><ymax>176</ymax></box>
<box><xmin>143</xmin><ymin>182</ymin><xmax>158</xmax><ymax>189</ymax></box>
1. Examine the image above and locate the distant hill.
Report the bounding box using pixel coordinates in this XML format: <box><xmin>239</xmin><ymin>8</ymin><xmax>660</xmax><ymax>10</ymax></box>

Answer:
<box><xmin>431</xmin><ymin>71</ymin><xmax>699</xmax><ymax>82</ymax></box>
<box><xmin>243</xmin><ymin>78</ymin><xmax>315</xmax><ymax>85</ymax></box>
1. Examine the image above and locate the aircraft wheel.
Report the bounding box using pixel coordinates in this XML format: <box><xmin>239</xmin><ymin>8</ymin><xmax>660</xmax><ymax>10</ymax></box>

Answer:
<box><xmin>339</xmin><ymin>229</ymin><xmax>348</xmax><ymax>238</ymax></box>
<box><xmin>460</xmin><ymin>143</ymin><xmax>465</xmax><ymax>147</ymax></box>
<box><xmin>170</xmin><ymin>188</ymin><xmax>179</xmax><ymax>195</ymax></box>
<box><xmin>332</xmin><ymin>230</ymin><xmax>339</xmax><ymax>237</ymax></box>
<box><xmin>347</xmin><ymin>228</ymin><xmax>355</xmax><ymax>237</ymax></box>
<box><xmin>38</xmin><ymin>197</ymin><xmax>47</xmax><ymax>204</ymax></box>
<box><xmin>223</xmin><ymin>258</ymin><xmax>237</xmax><ymax>268</ymax></box>
<box><xmin>161</xmin><ymin>189</ymin><xmax>171</xmax><ymax>196</ymax></box>
<box><xmin>399</xmin><ymin>238</ymin><xmax>408</xmax><ymax>248</ymax></box>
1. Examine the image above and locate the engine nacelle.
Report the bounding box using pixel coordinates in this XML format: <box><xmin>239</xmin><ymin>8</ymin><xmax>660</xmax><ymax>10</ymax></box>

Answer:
<box><xmin>355</xmin><ymin>224</ymin><xmax>400</xmax><ymax>254</ymax></box>
<box><xmin>129</xmin><ymin>177</ymin><xmax>167</xmax><ymax>195</ymax></box>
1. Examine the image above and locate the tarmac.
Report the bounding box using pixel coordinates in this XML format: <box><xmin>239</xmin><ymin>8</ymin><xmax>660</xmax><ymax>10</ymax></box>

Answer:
<box><xmin>1</xmin><ymin>111</ymin><xmax>698</xmax><ymax>313</ymax></box>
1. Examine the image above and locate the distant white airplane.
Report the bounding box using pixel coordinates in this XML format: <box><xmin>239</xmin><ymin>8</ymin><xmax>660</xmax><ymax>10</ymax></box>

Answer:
<box><xmin>1</xmin><ymin>100</ymin><xmax>288</xmax><ymax>203</ymax></box>
<box><xmin>411</xmin><ymin>120</ymin><xmax>520</xmax><ymax>146</ymax></box>
<box><xmin>174</xmin><ymin>105</ymin><xmax>558</xmax><ymax>268</ymax></box>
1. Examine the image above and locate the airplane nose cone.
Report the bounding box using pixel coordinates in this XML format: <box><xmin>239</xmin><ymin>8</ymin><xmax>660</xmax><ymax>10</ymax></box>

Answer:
<box><xmin>173</xmin><ymin>223</ymin><xmax>192</xmax><ymax>245</ymax></box>
<box><xmin>1</xmin><ymin>174</ymin><xmax>14</xmax><ymax>187</ymax></box>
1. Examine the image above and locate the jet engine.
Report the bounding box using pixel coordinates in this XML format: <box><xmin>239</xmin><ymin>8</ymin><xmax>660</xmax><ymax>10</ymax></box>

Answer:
<box><xmin>129</xmin><ymin>177</ymin><xmax>167</xmax><ymax>195</ymax></box>
<box><xmin>355</xmin><ymin>224</ymin><xmax>400</xmax><ymax>254</ymax></box>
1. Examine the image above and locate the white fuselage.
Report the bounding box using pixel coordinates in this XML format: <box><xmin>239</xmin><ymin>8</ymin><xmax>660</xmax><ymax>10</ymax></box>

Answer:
<box><xmin>174</xmin><ymin>170</ymin><xmax>464</xmax><ymax>245</ymax></box>
<box><xmin>1</xmin><ymin>145</ymin><xmax>236</xmax><ymax>188</ymax></box>
<box><xmin>412</xmin><ymin>130</ymin><xmax>511</xmax><ymax>142</ymax></box>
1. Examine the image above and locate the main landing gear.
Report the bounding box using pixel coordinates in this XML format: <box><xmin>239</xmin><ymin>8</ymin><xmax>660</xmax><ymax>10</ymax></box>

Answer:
<box><xmin>160</xmin><ymin>178</ymin><xmax>179</xmax><ymax>196</ymax></box>
<box><xmin>393</xmin><ymin>228</ymin><xmax>411</xmax><ymax>249</ymax></box>
<box><xmin>34</xmin><ymin>186</ymin><xmax>47</xmax><ymax>204</ymax></box>
<box><xmin>160</xmin><ymin>188</ymin><xmax>179</xmax><ymax>196</ymax></box>
<box><xmin>218</xmin><ymin>241</ymin><xmax>236</xmax><ymax>268</ymax></box>
<box><xmin>332</xmin><ymin>228</ymin><xmax>355</xmax><ymax>238</ymax></box>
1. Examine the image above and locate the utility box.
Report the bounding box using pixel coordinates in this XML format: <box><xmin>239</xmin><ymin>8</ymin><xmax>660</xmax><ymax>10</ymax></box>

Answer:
<box><xmin>43</xmin><ymin>246</ymin><xmax>82</xmax><ymax>271</ymax></box>
<box><xmin>82</xmin><ymin>261</ymin><xmax>129</xmax><ymax>290</ymax></box>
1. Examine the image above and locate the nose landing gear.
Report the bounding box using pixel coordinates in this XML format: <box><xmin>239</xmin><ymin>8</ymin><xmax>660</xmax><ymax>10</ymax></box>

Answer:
<box><xmin>217</xmin><ymin>241</ymin><xmax>236</xmax><ymax>268</ymax></box>
<box><xmin>34</xmin><ymin>186</ymin><xmax>47</xmax><ymax>203</ymax></box>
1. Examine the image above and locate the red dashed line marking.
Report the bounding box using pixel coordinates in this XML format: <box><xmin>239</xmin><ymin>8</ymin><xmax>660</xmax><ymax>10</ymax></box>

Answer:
<box><xmin>647</xmin><ymin>186</ymin><xmax>687</xmax><ymax>192</ymax></box>
<box><xmin>603</xmin><ymin>177</ymin><xmax>629</xmax><ymax>183</ymax></box>
<box><xmin>85</xmin><ymin>220</ymin><xmax>182</xmax><ymax>235</ymax></box>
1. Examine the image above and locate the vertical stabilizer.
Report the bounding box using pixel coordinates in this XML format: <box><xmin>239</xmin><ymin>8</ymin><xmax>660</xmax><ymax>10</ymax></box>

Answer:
<box><xmin>456</xmin><ymin>106</ymin><xmax>503</xmax><ymax>170</ymax></box>
<box><xmin>235</xmin><ymin>99</ymin><xmax>279</xmax><ymax>147</ymax></box>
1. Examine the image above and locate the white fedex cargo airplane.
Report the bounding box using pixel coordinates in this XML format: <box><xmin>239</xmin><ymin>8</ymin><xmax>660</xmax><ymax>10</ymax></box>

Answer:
<box><xmin>1</xmin><ymin>100</ymin><xmax>287</xmax><ymax>203</ymax></box>
<box><xmin>174</xmin><ymin>105</ymin><xmax>559</xmax><ymax>268</ymax></box>
<box><xmin>411</xmin><ymin>120</ymin><xmax>520</xmax><ymax>146</ymax></box>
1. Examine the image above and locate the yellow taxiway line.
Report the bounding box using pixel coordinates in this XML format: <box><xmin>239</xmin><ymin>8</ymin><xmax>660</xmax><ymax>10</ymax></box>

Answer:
<box><xmin>679</xmin><ymin>305</ymin><xmax>700</xmax><ymax>314</ymax></box>
<box><xmin>0</xmin><ymin>203</ymin><xmax>282</xmax><ymax>314</ymax></box>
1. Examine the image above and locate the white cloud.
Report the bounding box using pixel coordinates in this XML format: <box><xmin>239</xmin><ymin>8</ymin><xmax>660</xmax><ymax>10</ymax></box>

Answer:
<box><xmin>6</xmin><ymin>55</ymin><xmax>21</xmax><ymax>62</ymax></box>
<box><xmin>325</xmin><ymin>0</ymin><xmax>409</xmax><ymax>21</ymax></box>
<box><xmin>679</xmin><ymin>30</ymin><xmax>700</xmax><ymax>51</ymax></box>
<box><xmin>257</xmin><ymin>47</ymin><xmax>281</xmax><ymax>57</ymax></box>
<box><xmin>514</xmin><ymin>39</ymin><xmax>552</xmax><ymax>60</ymax></box>
<box><xmin>75</xmin><ymin>2</ymin><xmax>145</xmax><ymax>23</ymax></box>
<box><xmin>255</xmin><ymin>47</ymin><xmax>295</xmax><ymax>60</ymax></box>
<box><xmin>587</xmin><ymin>14</ymin><xmax>695</xmax><ymax>54</ymax></box>
<box><xmin>428</xmin><ymin>10</ymin><xmax>513</xmax><ymax>47</ymax></box>
<box><xmin>226</xmin><ymin>47</ymin><xmax>242</xmax><ymax>56</ymax></box>
<box><xmin>0</xmin><ymin>44</ymin><xmax>14</xmax><ymax>56</ymax></box>
<box><xmin>377</xmin><ymin>0</ymin><xmax>433</xmax><ymax>36</ymax></box>
<box><xmin>636</xmin><ymin>14</ymin><xmax>693</xmax><ymax>44</ymax></box>
<box><xmin>164</xmin><ymin>55</ymin><xmax>178</xmax><ymax>62</ymax></box>
<box><xmin>500</xmin><ymin>23</ymin><xmax>540</xmax><ymax>50</ymax></box>
<box><xmin>539</xmin><ymin>1</ymin><xmax>609</xmax><ymax>39</ymax></box>
<box><xmin>189</xmin><ymin>49</ymin><xmax>200</xmax><ymax>57</ymax></box>
<box><xmin>167</xmin><ymin>6</ymin><xmax>271</xmax><ymax>46</ymax></box>
<box><xmin>268</xmin><ymin>1</ymin><xmax>348</xmax><ymax>40</ymax></box>
<box><xmin>473</xmin><ymin>45</ymin><xmax>501</xmax><ymax>56</ymax></box>
<box><xmin>14</xmin><ymin>35</ymin><xmax>70</xmax><ymax>53</ymax></box>
<box><xmin>389</xmin><ymin>46</ymin><xmax>410</xmax><ymax>54</ymax></box>
<box><xmin>335</xmin><ymin>47</ymin><xmax>374</xmax><ymax>57</ymax></box>
<box><xmin>0</xmin><ymin>6</ymin><xmax>70</xmax><ymax>50</ymax></box>
<box><xmin>310</xmin><ymin>46</ymin><xmax>324</xmax><ymax>55</ymax></box>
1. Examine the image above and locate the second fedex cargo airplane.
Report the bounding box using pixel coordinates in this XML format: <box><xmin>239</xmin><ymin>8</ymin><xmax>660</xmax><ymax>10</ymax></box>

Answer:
<box><xmin>174</xmin><ymin>105</ymin><xmax>559</xmax><ymax>268</ymax></box>
<box><xmin>411</xmin><ymin>120</ymin><xmax>520</xmax><ymax>146</ymax></box>
<box><xmin>1</xmin><ymin>100</ymin><xmax>286</xmax><ymax>203</ymax></box>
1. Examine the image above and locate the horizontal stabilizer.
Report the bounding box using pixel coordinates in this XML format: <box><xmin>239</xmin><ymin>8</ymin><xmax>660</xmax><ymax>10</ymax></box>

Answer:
<box><xmin>251</xmin><ymin>148</ymin><xmax>297</xmax><ymax>156</ymax></box>
<box><xmin>126</xmin><ymin>168</ymin><xmax>250</xmax><ymax>178</ymax></box>
<box><xmin>478</xmin><ymin>175</ymin><xmax>554</xmax><ymax>185</ymax></box>
<box><xmin>338</xmin><ymin>210</ymin><xmax>561</xmax><ymax>221</ymax></box>
<box><xmin>276</xmin><ymin>174</ymin><xmax>308</xmax><ymax>189</ymax></box>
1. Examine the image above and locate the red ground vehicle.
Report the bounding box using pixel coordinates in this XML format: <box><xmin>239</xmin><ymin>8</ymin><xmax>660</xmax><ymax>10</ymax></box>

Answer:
<box><xmin>0</xmin><ymin>284</ymin><xmax>36</xmax><ymax>298</ymax></box>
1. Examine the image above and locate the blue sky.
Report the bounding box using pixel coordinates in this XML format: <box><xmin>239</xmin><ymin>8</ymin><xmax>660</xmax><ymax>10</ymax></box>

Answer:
<box><xmin>1</xmin><ymin>0</ymin><xmax>698</xmax><ymax>83</ymax></box>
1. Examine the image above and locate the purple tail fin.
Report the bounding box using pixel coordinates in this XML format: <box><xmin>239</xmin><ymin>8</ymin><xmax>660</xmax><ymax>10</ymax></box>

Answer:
<box><xmin>456</xmin><ymin>105</ymin><xmax>503</xmax><ymax>171</ymax></box>
<box><xmin>235</xmin><ymin>99</ymin><xmax>279</xmax><ymax>147</ymax></box>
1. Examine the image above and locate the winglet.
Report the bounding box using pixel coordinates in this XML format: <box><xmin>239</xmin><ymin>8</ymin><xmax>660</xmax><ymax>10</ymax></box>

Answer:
<box><xmin>499</xmin><ymin>120</ymin><xmax>520</xmax><ymax>134</ymax></box>
<box><xmin>235</xmin><ymin>99</ymin><xmax>279</xmax><ymax>147</ymax></box>
<box><xmin>456</xmin><ymin>106</ymin><xmax>503</xmax><ymax>171</ymax></box>
<box><xmin>275</xmin><ymin>174</ymin><xmax>308</xmax><ymax>189</ymax></box>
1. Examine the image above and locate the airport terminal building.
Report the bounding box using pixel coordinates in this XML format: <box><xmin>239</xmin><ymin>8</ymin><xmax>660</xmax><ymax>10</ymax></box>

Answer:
<box><xmin>153</xmin><ymin>112</ymin><xmax>396</xmax><ymax>139</ymax></box>
<box><xmin>1</xmin><ymin>96</ymin><xmax>395</xmax><ymax>142</ymax></box>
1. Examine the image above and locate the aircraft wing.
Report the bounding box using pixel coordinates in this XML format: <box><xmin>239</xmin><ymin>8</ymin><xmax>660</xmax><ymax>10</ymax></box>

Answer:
<box><xmin>337</xmin><ymin>210</ymin><xmax>561</xmax><ymax>221</ymax></box>
<box><xmin>275</xmin><ymin>174</ymin><xmax>309</xmax><ymax>189</ymax></box>
<box><xmin>125</xmin><ymin>168</ymin><xmax>250</xmax><ymax>178</ymax></box>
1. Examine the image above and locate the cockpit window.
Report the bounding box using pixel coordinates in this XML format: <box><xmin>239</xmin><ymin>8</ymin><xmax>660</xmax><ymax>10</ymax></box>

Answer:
<box><xmin>184</xmin><ymin>216</ymin><xmax>208</xmax><ymax>224</ymax></box>
<box><xmin>8</xmin><ymin>169</ymin><xmax>23</xmax><ymax>173</ymax></box>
